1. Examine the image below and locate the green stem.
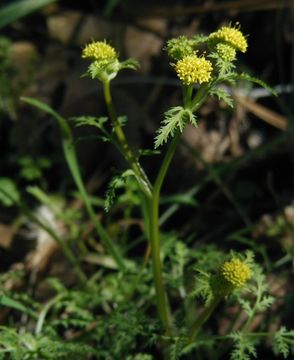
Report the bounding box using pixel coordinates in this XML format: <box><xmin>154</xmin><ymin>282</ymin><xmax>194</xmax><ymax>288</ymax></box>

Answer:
<box><xmin>147</xmin><ymin>133</ymin><xmax>181</xmax><ymax>333</ymax></box>
<box><xmin>183</xmin><ymin>331</ymin><xmax>284</xmax><ymax>352</ymax></box>
<box><xmin>154</xmin><ymin>133</ymin><xmax>181</xmax><ymax>199</ymax></box>
<box><xmin>242</xmin><ymin>286</ymin><xmax>262</xmax><ymax>332</ymax></box>
<box><xmin>188</xmin><ymin>296</ymin><xmax>222</xmax><ymax>341</ymax></box>
<box><xmin>191</xmin><ymin>83</ymin><xmax>210</xmax><ymax>112</ymax></box>
<box><xmin>146</xmin><ymin>85</ymin><xmax>196</xmax><ymax>332</ymax></box>
<box><xmin>103</xmin><ymin>81</ymin><xmax>152</xmax><ymax>198</ymax></box>
<box><xmin>148</xmin><ymin>195</ymin><xmax>171</xmax><ymax>333</ymax></box>
<box><xmin>211</xmin><ymin>332</ymin><xmax>276</xmax><ymax>340</ymax></box>
<box><xmin>123</xmin><ymin>134</ymin><xmax>181</xmax><ymax>332</ymax></box>
<box><xmin>83</xmin><ymin>197</ymin><xmax>127</xmax><ymax>272</ymax></box>
<box><xmin>183</xmin><ymin>84</ymin><xmax>193</xmax><ymax>107</ymax></box>
<box><xmin>35</xmin><ymin>293</ymin><xmax>64</xmax><ymax>335</ymax></box>
<box><xmin>102</xmin><ymin>79</ymin><xmax>174</xmax><ymax>331</ymax></box>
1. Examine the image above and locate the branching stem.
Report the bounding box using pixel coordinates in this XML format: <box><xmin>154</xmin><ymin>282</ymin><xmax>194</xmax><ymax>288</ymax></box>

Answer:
<box><xmin>102</xmin><ymin>80</ymin><xmax>211</xmax><ymax>336</ymax></box>
<box><xmin>103</xmin><ymin>81</ymin><xmax>152</xmax><ymax>198</ymax></box>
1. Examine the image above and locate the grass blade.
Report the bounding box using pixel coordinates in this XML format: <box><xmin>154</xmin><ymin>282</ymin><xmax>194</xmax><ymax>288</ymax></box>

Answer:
<box><xmin>21</xmin><ymin>96</ymin><xmax>126</xmax><ymax>272</ymax></box>
<box><xmin>0</xmin><ymin>0</ymin><xmax>56</xmax><ymax>29</ymax></box>
<box><xmin>0</xmin><ymin>295</ymin><xmax>37</xmax><ymax>319</ymax></box>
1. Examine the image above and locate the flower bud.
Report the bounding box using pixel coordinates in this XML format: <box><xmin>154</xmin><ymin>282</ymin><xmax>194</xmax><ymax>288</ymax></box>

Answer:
<box><xmin>216</xmin><ymin>43</ymin><xmax>236</xmax><ymax>62</ymax></box>
<box><xmin>166</xmin><ymin>36</ymin><xmax>196</xmax><ymax>60</ymax></box>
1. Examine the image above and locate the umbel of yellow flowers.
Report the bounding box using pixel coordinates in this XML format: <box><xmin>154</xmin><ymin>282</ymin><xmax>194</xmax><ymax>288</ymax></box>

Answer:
<box><xmin>209</xmin><ymin>24</ymin><xmax>248</xmax><ymax>53</ymax></box>
<box><xmin>82</xmin><ymin>41</ymin><xmax>117</xmax><ymax>61</ymax></box>
<box><xmin>220</xmin><ymin>258</ymin><xmax>252</xmax><ymax>288</ymax></box>
<box><xmin>175</xmin><ymin>54</ymin><xmax>213</xmax><ymax>85</ymax></box>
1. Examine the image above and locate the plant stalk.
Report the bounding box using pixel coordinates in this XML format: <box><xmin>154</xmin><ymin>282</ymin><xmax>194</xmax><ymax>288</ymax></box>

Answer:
<box><xmin>146</xmin><ymin>133</ymin><xmax>181</xmax><ymax>333</ymax></box>
<box><xmin>148</xmin><ymin>195</ymin><xmax>171</xmax><ymax>333</ymax></box>
<box><xmin>146</xmin><ymin>85</ymin><xmax>195</xmax><ymax>332</ymax></box>
<box><xmin>103</xmin><ymin>81</ymin><xmax>152</xmax><ymax>198</ymax></box>
<box><xmin>153</xmin><ymin>133</ymin><xmax>181</xmax><ymax>199</ymax></box>
<box><xmin>188</xmin><ymin>296</ymin><xmax>221</xmax><ymax>341</ymax></box>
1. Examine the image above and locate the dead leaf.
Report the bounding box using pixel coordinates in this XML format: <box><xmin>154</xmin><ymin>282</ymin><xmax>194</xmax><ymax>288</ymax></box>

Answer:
<box><xmin>235</xmin><ymin>96</ymin><xmax>288</xmax><ymax>130</ymax></box>
<box><xmin>0</xmin><ymin>224</ymin><xmax>16</xmax><ymax>249</ymax></box>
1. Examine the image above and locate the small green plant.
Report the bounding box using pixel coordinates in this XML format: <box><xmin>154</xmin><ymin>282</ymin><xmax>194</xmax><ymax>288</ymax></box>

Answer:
<box><xmin>1</xmin><ymin>23</ymin><xmax>293</xmax><ymax>359</ymax></box>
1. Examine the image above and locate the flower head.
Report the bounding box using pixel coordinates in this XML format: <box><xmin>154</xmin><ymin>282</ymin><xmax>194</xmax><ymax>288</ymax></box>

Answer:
<box><xmin>175</xmin><ymin>54</ymin><xmax>213</xmax><ymax>85</ymax></box>
<box><xmin>209</xmin><ymin>24</ymin><xmax>247</xmax><ymax>53</ymax></box>
<box><xmin>166</xmin><ymin>36</ymin><xmax>196</xmax><ymax>60</ymax></box>
<box><xmin>216</xmin><ymin>43</ymin><xmax>236</xmax><ymax>62</ymax></box>
<box><xmin>220</xmin><ymin>258</ymin><xmax>252</xmax><ymax>288</ymax></box>
<box><xmin>82</xmin><ymin>41</ymin><xmax>117</xmax><ymax>61</ymax></box>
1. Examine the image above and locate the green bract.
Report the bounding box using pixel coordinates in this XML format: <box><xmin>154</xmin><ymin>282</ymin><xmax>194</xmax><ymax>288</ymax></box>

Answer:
<box><xmin>88</xmin><ymin>59</ymin><xmax>120</xmax><ymax>82</ymax></box>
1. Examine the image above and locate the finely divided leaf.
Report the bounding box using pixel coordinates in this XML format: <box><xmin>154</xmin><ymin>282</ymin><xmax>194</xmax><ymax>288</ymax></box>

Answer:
<box><xmin>230</xmin><ymin>333</ymin><xmax>258</xmax><ymax>360</ymax></box>
<box><xmin>238</xmin><ymin>73</ymin><xmax>277</xmax><ymax>96</ymax></box>
<box><xmin>120</xmin><ymin>58</ymin><xmax>140</xmax><ymax>71</ymax></box>
<box><xmin>118</xmin><ymin>116</ymin><xmax>127</xmax><ymax>127</ymax></box>
<box><xmin>154</xmin><ymin>106</ymin><xmax>197</xmax><ymax>148</ymax></box>
<box><xmin>72</xmin><ymin>116</ymin><xmax>108</xmax><ymax>129</ymax></box>
<box><xmin>209</xmin><ymin>52</ymin><xmax>236</xmax><ymax>79</ymax></box>
<box><xmin>256</xmin><ymin>295</ymin><xmax>275</xmax><ymax>312</ymax></box>
<box><xmin>105</xmin><ymin>170</ymin><xmax>135</xmax><ymax>212</ymax></box>
<box><xmin>72</xmin><ymin>116</ymin><xmax>110</xmax><ymax>141</ymax></box>
<box><xmin>189</xmin><ymin>269</ymin><xmax>214</xmax><ymax>306</ymax></box>
<box><xmin>239</xmin><ymin>299</ymin><xmax>253</xmax><ymax>317</ymax></box>
<box><xmin>209</xmin><ymin>87</ymin><xmax>234</xmax><ymax>107</ymax></box>
<box><xmin>273</xmin><ymin>327</ymin><xmax>294</xmax><ymax>359</ymax></box>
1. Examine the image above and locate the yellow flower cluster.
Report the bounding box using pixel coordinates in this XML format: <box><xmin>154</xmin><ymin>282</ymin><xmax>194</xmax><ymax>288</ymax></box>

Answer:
<box><xmin>209</xmin><ymin>25</ymin><xmax>247</xmax><ymax>53</ymax></box>
<box><xmin>175</xmin><ymin>54</ymin><xmax>213</xmax><ymax>85</ymax></box>
<box><xmin>216</xmin><ymin>43</ymin><xmax>236</xmax><ymax>62</ymax></box>
<box><xmin>220</xmin><ymin>258</ymin><xmax>252</xmax><ymax>288</ymax></box>
<box><xmin>82</xmin><ymin>41</ymin><xmax>117</xmax><ymax>61</ymax></box>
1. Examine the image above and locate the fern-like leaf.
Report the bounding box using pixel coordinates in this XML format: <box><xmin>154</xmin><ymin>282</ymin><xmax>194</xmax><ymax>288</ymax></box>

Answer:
<box><xmin>273</xmin><ymin>327</ymin><xmax>294</xmax><ymax>359</ymax></box>
<box><xmin>237</xmin><ymin>73</ymin><xmax>277</xmax><ymax>96</ymax></box>
<box><xmin>119</xmin><ymin>58</ymin><xmax>140</xmax><ymax>71</ymax></box>
<box><xmin>105</xmin><ymin>169</ymin><xmax>135</xmax><ymax>212</ymax></box>
<box><xmin>189</xmin><ymin>269</ymin><xmax>214</xmax><ymax>306</ymax></box>
<box><xmin>209</xmin><ymin>51</ymin><xmax>236</xmax><ymax>79</ymax></box>
<box><xmin>72</xmin><ymin>116</ymin><xmax>108</xmax><ymax>129</ymax></box>
<box><xmin>209</xmin><ymin>87</ymin><xmax>234</xmax><ymax>108</ymax></box>
<box><xmin>155</xmin><ymin>106</ymin><xmax>197</xmax><ymax>148</ymax></box>
<box><xmin>72</xmin><ymin>116</ymin><xmax>111</xmax><ymax>142</ymax></box>
<box><xmin>230</xmin><ymin>332</ymin><xmax>258</xmax><ymax>360</ymax></box>
<box><xmin>239</xmin><ymin>299</ymin><xmax>253</xmax><ymax>317</ymax></box>
<box><xmin>169</xmin><ymin>336</ymin><xmax>185</xmax><ymax>360</ymax></box>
